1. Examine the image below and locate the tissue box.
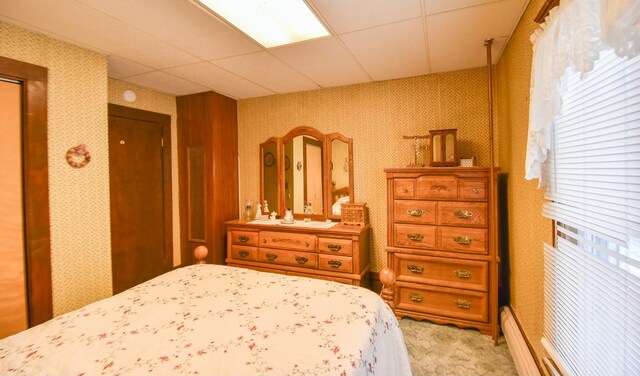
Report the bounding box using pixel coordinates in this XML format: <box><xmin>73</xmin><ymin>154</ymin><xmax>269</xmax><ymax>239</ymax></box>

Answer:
<box><xmin>460</xmin><ymin>157</ymin><xmax>476</xmax><ymax>167</ymax></box>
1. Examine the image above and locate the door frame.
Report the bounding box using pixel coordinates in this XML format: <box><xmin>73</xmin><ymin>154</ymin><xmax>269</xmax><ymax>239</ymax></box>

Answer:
<box><xmin>0</xmin><ymin>56</ymin><xmax>53</xmax><ymax>325</ymax></box>
<box><xmin>107</xmin><ymin>104</ymin><xmax>174</xmax><ymax>272</ymax></box>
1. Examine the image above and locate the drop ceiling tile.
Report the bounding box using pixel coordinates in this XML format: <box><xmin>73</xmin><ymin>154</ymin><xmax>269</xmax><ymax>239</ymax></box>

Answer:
<box><xmin>108</xmin><ymin>55</ymin><xmax>154</xmax><ymax>79</ymax></box>
<box><xmin>424</xmin><ymin>0</ymin><xmax>498</xmax><ymax>15</ymax></box>
<box><xmin>311</xmin><ymin>0</ymin><xmax>421</xmax><ymax>34</ymax></box>
<box><xmin>212</xmin><ymin>52</ymin><xmax>320</xmax><ymax>94</ymax></box>
<box><xmin>123</xmin><ymin>71</ymin><xmax>209</xmax><ymax>96</ymax></box>
<box><xmin>165</xmin><ymin>62</ymin><xmax>275</xmax><ymax>99</ymax></box>
<box><xmin>76</xmin><ymin>0</ymin><xmax>262</xmax><ymax>60</ymax></box>
<box><xmin>339</xmin><ymin>18</ymin><xmax>429</xmax><ymax>81</ymax></box>
<box><xmin>269</xmin><ymin>37</ymin><xmax>371</xmax><ymax>88</ymax></box>
<box><xmin>426</xmin><ymin>0</ymin><xmax>527</xmax><ymax>72</ymax></box>
<box><xmin>0</xmin><ymin>0</ymin><xmax>200</xmax><ymax>68</ymax></box>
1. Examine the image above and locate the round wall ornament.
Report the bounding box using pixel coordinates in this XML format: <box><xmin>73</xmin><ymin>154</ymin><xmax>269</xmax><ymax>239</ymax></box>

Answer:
<box><xmin>264</xmin><ymin>151</ymin><xmax>275</xmax><ymax>167</ymax></box>
<box><xmin>66</xmin><ymin>144</ymin><xmax>91</xmax><ymax>168</ymax></box>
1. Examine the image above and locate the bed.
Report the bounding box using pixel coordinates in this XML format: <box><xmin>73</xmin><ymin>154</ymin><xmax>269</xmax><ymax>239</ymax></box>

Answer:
<box><xmin>0</xmin><ymin>249</ymin><xmax>412</xmax><ymax>375</ymax></box>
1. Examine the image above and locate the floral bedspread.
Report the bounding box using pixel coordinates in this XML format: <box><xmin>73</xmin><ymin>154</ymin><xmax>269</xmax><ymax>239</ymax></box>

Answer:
<box><xmin>0</xmin><ymin>265</ymin><xmax>412</xmax><ymax>375</ymax></box>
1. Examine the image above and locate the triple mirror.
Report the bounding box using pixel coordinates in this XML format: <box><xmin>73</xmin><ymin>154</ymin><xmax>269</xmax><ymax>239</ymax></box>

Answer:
<box><xmin>260</xmin><ymin>126</ymin><xmax>353</xmax><ymax>221</ymax></box>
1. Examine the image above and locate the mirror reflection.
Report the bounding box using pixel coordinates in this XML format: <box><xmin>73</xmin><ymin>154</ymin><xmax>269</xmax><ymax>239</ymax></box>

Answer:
<box><xmin>285</xmin><ymin>135</ymin><xmax>324</xmax><ymax>215</ymax></box>
<box><xmin>330</xmin><ymin>138</ymin><xmax>350</xmax><ymax>216</ymax></box>
<box><xmin>261</xmin><ymin>140</ymin><xmax>278</xmax><ymax>213</ymax></box>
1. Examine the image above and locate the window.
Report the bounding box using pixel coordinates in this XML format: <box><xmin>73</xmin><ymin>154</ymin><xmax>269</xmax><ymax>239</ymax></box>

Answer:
<box><xmin>525</xmin><ymin>1</ymin><xmax>640</xmax><ymax>375</ymax></box>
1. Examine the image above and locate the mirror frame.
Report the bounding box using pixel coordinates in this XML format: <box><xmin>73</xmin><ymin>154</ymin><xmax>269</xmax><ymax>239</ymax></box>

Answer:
<box><xmin>281</xmin><ymin>126</ymin><xmax>326</xmax><ymax>221</ymax></box>
<box><xmin>259</xmin><ymin>126</ymin><xmax>354</xmax><ymax>222</ymax></box>
<box><xmin>326</xmin><ymin>133</ymin><xmax>354</xmax><ymax>221</ymax></box>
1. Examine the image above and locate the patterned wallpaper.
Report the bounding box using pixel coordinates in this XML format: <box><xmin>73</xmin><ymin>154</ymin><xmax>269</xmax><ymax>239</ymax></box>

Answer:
<box><xmin>107</xmin><ymin>79</ymin><xmax>181</xmax><ymax>267</ymax></box>
<box><xmin>238</xmin><ymin>68</ymin><xmax>498</xmax><ymax>271</ymax></box>
<box><xmin>0</xmin><ymin>21</ymin><xmax>112</xmax><ymax>315</ymax></box>
<box><xmin>496</xmin><ymin>0</ymin><xmax>551</xmax><ymax>366</ymax></box>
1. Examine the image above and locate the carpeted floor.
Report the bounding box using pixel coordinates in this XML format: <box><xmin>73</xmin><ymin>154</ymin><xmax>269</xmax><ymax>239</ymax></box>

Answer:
<box><xmin>399</xmin><ymin>318</ymin><xmax>518</xmax><ymax>376</ymax></box>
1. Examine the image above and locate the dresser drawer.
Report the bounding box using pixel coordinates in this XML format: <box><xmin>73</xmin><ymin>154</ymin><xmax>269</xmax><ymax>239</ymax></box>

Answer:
<box><xmin>260</xmin><ymin>231</ymin><xmax>317</xmax><ymax>251</ymax></box>
<box><xmin>393</xmin><ymin>200</ymin><xmax>437</xmax><ymax>224</ymax></box>
<box><xmin>417</xmin><ymin>176</ymin><xmax>458</xmax><ymax>199</ymax></box>
<box><xmin>258</xmin><ymin>248</ymin><xmax>317</xmax><ymax>268</ymax></box>
<box><xmin>395</xmin><ymin>254</ymin><xmax>488</xmax><ymax>291</ymax></box>
<box><xmin>439</xmin><ymin>226</ymin><xmax>488</xmax><ymax>255</ymax></box>
<box><xmin>438</xmin><ymin>202</ymin><xmax>487</xmax><ymax>227</ymax></box>
<box><xmin>318</xmin><ymin>237</ymin><xmax>352</xmax><ymax>256</ymax></box>
<box><xmin>394</xmin><ymin>224</ymin><xmax>437</xmax><ymax>249</ymax></box>
<box><xmin>394</xmin><ymin>179</ymin><xmax>415</xmax><ymax>198</ymax></box>
<box><xmin>397</xmin><ymin>283</ymin><xmax>488</xmax><ymax>323</ymax></box>
<box><xmin>229</xmin><ymin>245</ymin><xmax>258</xmax><ymax>261</ymax></box>
<box><xmin>318</xmin><ymin>254</ymin><xmax>353</xmax><ymax>273</ymax></box>
<box><xmin>230</xmin><ymin>230</ymin><xmax>259</xmax><ymax>246</ymax></box>
<box><xmin>460</xmin><ymin>179</ymin><xmax>487</xmax><ymax>200</ymax></box>
<box><xmin>288</xmin><ymin>271</ymin><xmax>353</xmax><ymax>285</ymax></box>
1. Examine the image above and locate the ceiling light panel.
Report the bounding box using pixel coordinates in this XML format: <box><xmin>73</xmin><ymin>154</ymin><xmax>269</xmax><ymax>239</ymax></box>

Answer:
<box><xmin>196</xmin><ymin>0</ymin><xmax>330</xmax><ymax>48</ymax></box>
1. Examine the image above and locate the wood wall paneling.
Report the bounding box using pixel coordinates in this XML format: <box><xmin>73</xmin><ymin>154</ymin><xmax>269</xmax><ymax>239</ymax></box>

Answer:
<box><xmin>178</xmin><ymin>91</ymin><xmax>239</xmax><ymax>266</ymax></box>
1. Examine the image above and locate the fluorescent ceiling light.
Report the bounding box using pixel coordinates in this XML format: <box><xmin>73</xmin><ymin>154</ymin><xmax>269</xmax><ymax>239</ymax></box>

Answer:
<box><xmin>197</xmin><ymin>0</ymin><xmax>330</xmax><ymax>48</ymax></box>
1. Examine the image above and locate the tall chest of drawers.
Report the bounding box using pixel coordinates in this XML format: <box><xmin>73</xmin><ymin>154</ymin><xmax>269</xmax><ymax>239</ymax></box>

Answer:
<box><xmin>225</xmin><ymin>220</ymin><xmax>370</xmax><ymax>287</ymax></box>
<box><xmin>384</xmin><ymin>167</ymin><xmax>499</xmax><ymax>341</ymax></box>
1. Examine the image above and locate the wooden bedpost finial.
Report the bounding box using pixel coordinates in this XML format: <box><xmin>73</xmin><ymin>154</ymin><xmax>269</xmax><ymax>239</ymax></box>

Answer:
<box><xmin>379</xmin><ymin>267</ymin><xmax>396</xmax><ymax>311</ymax></box>
<box><xmin>194</xmin><ymin>246</ymin><xmax>208</xmax><ymax>264</ymax></box>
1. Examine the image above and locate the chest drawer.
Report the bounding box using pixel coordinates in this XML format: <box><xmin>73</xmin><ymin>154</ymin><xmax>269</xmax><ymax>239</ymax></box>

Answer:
<box><xmin>460</xmin><ymin>179</ymin><xmax>487</xmax><ymax>200</ymax></box>
<box><xmin>393</xmin><ymin>200</ymin><xmax>437</xmax><ymax>224</ymax></box>
<box><xmin>229</xmin><ymin>245</ymin><xmax>258</xmax><ymax>261</ymax></box>
<box><xmin>395</xmin><ymin>254</ymin><xmax>488</xmax><ymax>291</ymax></box>
<box><xmin>230</xmin><ymin>230</ymin><xmax>259</xmax><ymax>246</ymax></box>
<box><xmin>394</xmin><ymin>179</ymin><xmax>415</xmax><ymax>198</ymax></box>
<box><xmin>438</xmin><ymin>202</ymin><xmax>487</xmax><ymax>227</ymax></box>
<box><xmin>397</xmin><ymin>283</ymin><xmax>488</xmax><ymax>323</ymax></box>
<box><xmin>417</xmin><ymin>176</ymin><xmax>458</xmax><ymax>199</ymax></box>
<box><xmin>318</xmin><ymin>254</ymin><xmax>353</xmax><ymax>273</ymax></box>
<box><xmin>318</xmin><ymin>237</ymin><xmax>352</xmax><ymax>256</ymax></box>
<box><xmin>439</xmin><ymin>226</ymin><xmax>488</xmax><ymax>255</ymax></box>
<box><xmin>258</xmin><ymin>248</ymin><xmax>318</xmax><ymax>268</ymax></box>
<box><xmin>260</xmin><ymin>231</ymin><xmax>317</xmax><ymax>251</ymax></box>
<box><xmin>394</xmin><ymin>224</ymin><xmax>437</xmax><ymax>249</ymax></box>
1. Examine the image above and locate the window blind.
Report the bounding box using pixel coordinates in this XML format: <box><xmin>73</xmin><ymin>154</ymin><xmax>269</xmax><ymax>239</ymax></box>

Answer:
<box><xmin>542</xmin><ymin>49</ymin><xmax>640</xmax><ymax>376</ymax></box>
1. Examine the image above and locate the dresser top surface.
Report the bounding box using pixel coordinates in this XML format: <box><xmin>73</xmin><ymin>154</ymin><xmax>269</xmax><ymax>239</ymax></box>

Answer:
<box><xmin>226</xmin><ymin>219</ymin><xmax>370</xmax><ymax>235</ymax></box>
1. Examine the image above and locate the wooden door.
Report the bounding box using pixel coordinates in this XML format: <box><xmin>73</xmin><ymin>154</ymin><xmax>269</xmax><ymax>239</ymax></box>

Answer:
<box><xmin>0</xmin><ymin>79</ymin><xmax>28</xmax><ymax>338</ymax></box>
<box><xmin>108</xmin><ymin>104</ymin><xmax>172</xmax><ymax>294</ymax></box>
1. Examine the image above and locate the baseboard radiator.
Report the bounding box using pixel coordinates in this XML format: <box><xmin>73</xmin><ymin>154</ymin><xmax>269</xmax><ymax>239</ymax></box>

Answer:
<box><xmin>500</xmin><ymin>307</ymin><xmax>541</xmax><ymax>376</ymax></box>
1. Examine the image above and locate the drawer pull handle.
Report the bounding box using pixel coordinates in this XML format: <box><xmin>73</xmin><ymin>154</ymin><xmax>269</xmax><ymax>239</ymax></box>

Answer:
<box><xmin>407</xmin><ymin>265</ymin><xmax>424</xmax><ymax>273</ymax></box>
<box><xmin>265</xmin><ymin>253</ymin><xmax>278</xmax><ymax>261</ymax></box>
<box><xmin>454</xmin><ymin>210</ymin><xmax>473</xmax><ymax>219</ymax></box>
<box><xmin>328</xmin><ymin>260</ymin><xmax>342</xmax><ymax>268</ymax></box>
<box><xmin>327</xmin><ymin>244</ymin><xmax>342</xmax><ymax>252</ymax></box>
<box><xmin>295</xmin><ymin>256</ymin><xmax>308</xmax><ymax>265</ymax></box>
<box><xmin>455</xmin><ymin>299</ymin><xmax>472</xmax><ymax>309</ymax></box>
<box><xmin>238</xmin><ymin>250</ymin><xmax>249</xmax><ymax>258</ymax></box>
<box><xmin>407</xmin><ymin>208</ymin><xmax>423</xmax><ymax>217</ymax></box>
<box><xmin>407</xmin><ymin>233</ymin><xmax>424</xmax><ymax>241</ymax></box>
<box><xmin>454</xmin><ymin>269</ymin><xmax>472</xmax><ymax>279</ymax></box>
<box><xmin>402</xmin><ymin>187</ymin><xmax>409</xmax><ymax>193</ymax></box>
<box><xmin>472</xmin><ymin>188</ymin><xmax>479</xmax><ymax>193</ymax></box>
<box><xmin>453</xmin><ymin>236</ymin><xmax>473</xmax><ymax>245</ymax></box>
<box><xmin>431</xmin><ymin>185</ymin><xmax>449</xmax><ymax>191</ymax></box>
<box><xmin>239</xmin><ymin>235</ymin><xmax>250</xmax><ymax>243</ymax></box>
<box><xmin>409</xmin><ymin>293</ymin><xmax>423</xmax><ymax>303</ymax></box>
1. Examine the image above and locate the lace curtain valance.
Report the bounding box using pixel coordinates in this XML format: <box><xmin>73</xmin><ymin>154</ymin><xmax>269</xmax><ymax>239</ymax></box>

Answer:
<box><xmin>525</xmin><ymin>0</ymin><xmax>640</xmax><ymax>185</ymax></box>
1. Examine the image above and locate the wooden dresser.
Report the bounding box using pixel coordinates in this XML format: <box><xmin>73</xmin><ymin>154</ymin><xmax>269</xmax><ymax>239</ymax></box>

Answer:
<box><xmin>384</xmin><ymin>167</ymin><xmax>499</xmax><ymax>341</ymax></box>
<box><xmin>225</xmin><ymin>220</ymin><xmax>370</xmax><ymax>287</ymax></box>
